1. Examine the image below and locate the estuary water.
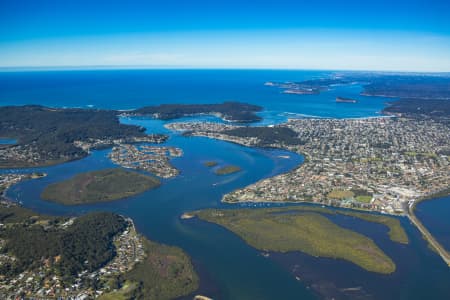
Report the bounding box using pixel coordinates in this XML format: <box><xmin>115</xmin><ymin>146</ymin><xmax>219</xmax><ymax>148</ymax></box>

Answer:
<box><xmin>0</xmin><ymin>138</ymin><xmax>16</xmax><ymax>145</ymax></box>
<box><xmin>1</xmin><ymin>69</ymin><xmax>449</xmax><ymax>299</ymax></box>
<box><xmin>3</xmin><ymin>118</ymin><xmax>312</xmax><ymax>299</ymax></box>
<box><xmin>415</xmin><ymin>196</ymin><xmax>450</xmax><ymax>252</ymax></box>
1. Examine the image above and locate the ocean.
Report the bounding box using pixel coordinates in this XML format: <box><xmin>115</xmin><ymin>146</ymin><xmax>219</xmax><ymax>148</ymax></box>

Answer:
<box><xmin>0</xmin><ymin>69</ymin><xmax>388</xmax><ymax>120</ymax></box>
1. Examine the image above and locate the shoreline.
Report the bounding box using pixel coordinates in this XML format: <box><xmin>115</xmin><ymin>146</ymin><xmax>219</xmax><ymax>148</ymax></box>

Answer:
<box><xmin>168</xmin><ymin>117</ymin><xmax>450</xmax><ymax>268</ymax></box>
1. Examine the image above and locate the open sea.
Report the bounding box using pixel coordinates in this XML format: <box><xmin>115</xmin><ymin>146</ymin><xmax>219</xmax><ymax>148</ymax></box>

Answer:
<box><xmin>1</xmin><ymin>69</ymin><xmax>449</xmax><ymax>300</ymax></box>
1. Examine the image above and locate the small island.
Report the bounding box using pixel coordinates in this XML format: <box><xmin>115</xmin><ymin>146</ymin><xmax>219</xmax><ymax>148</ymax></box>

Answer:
<box><xmin>193</xmin><ymin>207</ymin><xmax>397</xmax><ymax>274</ymax></box>
<box><xmin>203</xmin><ymin>161</ymin><xmax>218</xmax><ymax>167</ymax></box>
<box><xmin>41</xmin><ymin>168</ymin><xmax>160</xmax><ymax>205</ymax></box>
<box><xmin>214</xmin><ymin>165</ymin><xmax>242</xmax><ymax>175</ymax></box>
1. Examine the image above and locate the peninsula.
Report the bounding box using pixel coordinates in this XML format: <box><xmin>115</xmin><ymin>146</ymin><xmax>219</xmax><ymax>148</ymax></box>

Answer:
<box><xmin>0</xmin><ymin>102</ymin><xmax>262</xmax><ymax>169</ymax></box>
<box><xmin>383</xmin><ymin>98</ymin><xmax>450</xmax><ymax>123</ymax></box>
<box><xmin>41</xmin><ymin>168</ymin><xmax>160</xmax><ymax>205</ymax></box>
<box><xmin>130</xmin><ymin>101</ymin><xmax>263</xmax><ymax>123</ymax></box>
<box><xmin>0</xmin><ymin>202</ymin><xmax>198</xmax><ymax>299</ymax></box>
<box><xmin>0</xmin><ymin>105</ymin><xmax>167</xmax><ymax>168</ymax></box>
<box><xmin>1</xmin><ymin>173</ymin><xmax>46</xmax><ymax>199</ymax></box>
<box><xmin>265</xmin><ymin>73</ymin><xmax>450</xmax><ymax>101</ymax></box>
<box><xmin>109</xmin><ymin>144</ymin><xmax>183</xmax><ymax>178</ymax></box>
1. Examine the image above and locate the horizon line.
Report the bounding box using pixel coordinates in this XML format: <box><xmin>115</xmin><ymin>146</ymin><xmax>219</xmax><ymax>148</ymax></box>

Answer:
<box><xmin>0</xmin><ymin>65</ymin><xmax>450</xmax><ymax>74</ymax></box>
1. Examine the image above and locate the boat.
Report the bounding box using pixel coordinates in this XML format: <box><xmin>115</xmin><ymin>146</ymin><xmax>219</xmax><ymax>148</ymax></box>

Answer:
<box><xmin>336</xmin><ymin>96</ymin><xmax>358</xmax><ymax>103</ymax></box>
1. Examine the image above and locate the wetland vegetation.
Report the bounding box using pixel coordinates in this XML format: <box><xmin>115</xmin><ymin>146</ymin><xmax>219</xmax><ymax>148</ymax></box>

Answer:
<box><xmin>193</xmin><ymin>207</ymin><xmax>400</xmax><ymax>274</ymax></box>
<box><xmin>41</xmin><ymin>168</ymin><xmax>160</xmax><ymax>205</ymax></box>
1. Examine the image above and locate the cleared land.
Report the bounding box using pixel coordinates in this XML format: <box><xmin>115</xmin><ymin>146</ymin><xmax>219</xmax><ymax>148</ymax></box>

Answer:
<box><xmin>194</xmin><ymin>207</ymin><xmax>397</xmax><ymax>274</ymax></box>
<box><xmin>214</xmin><ymin>165</ymin><xmax>241</xmax><ymax>175</ymax></box>
<box><xmin>41</xmin><ymin>168</ymin><xmax>160</xmax><ymax>205</ymax></box>
<box><xmin>355</xmin><ymin>195</ymin><xmax>372</xmax><ymax>203</ymax></box>
<box><xmin>327</xmin><ymin>189</ymin><xmax>354</xmax><ymax>200</ymax></box>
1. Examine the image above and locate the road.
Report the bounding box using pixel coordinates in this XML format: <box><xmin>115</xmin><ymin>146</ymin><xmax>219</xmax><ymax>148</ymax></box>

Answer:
<box><xmin>408</xmin><ymin>205</ymin><xmax>450</xmax><ymax>267</ymax></box>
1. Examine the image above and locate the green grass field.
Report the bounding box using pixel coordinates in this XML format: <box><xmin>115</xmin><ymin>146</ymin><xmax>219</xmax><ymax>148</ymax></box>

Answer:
<box><xmin>327</xmin><ymin>189</ymin><xmax>354</xmax><ymax>200</ymax></box>
<box><xmin>194</xmin><ymin>207</ymin><xmax>397</xmax><ymax>274</ymax></box>
<box><xmin>41</xmin><ymin>168</ymin><xmax>160</xmax><ymax>205</ymax></box>
<box><xmin>355</xmin><ymin>195</ymin><xmax>373</xmax><ymax>203</ymax></box>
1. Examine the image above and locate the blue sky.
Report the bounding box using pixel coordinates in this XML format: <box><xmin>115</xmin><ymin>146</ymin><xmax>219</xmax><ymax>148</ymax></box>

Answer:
<box><xmin>1</xmin><ymin>0</ymin><xmax>449</xmax><ymax>71</ymax></box>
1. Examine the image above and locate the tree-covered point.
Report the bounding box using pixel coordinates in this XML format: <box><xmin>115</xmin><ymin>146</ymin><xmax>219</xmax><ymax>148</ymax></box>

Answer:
<box><xmin>41</xmin><ymin>168</ymin><xmax>161</xmax><ymax>205</ymax></box>
<box><xmin>282</xmin><ymin>73</ymin><xmax>450</xmax><ymax>101</ymax></box>
<box><xmin>0</xmin><ymin>204</ymin><xmax>54</xmax><ymax>225</ymax></box>
<box><xmin>0</xmin><ymin>211</ymin><xmax>126</xmax><ymax>281</ymax></box>
<box><xmin>0</xmin><ymin>105</ymin><xmax>163</xmax><ymax>168</ymax></box>
<box><xmin>0</xmin><ymin>204</ymin><xmax>200</xmax><ymax>299</ymax></box>
<box><xmin>133</xmin><ymin>101</ymin><xmax>263</xmax><ymax>122</ymax></box>
<box><xmin>101</xmin><ymin>239</ymin><xmax>199</xmax><ymax>300</ymax></box>
<box><xmin>383</xmin><ymin>99</ymin><xmax>450</xmax><ymax>121</ymax></box>
<box><xmin>223</xmin><ymin>126</ymin><xmax>303</xmax><ymax>146</ymax></box>
<box><xmin>362</xmin><ymin>75</ymin><xmax>450</xmax><ymax>99</ymax></box>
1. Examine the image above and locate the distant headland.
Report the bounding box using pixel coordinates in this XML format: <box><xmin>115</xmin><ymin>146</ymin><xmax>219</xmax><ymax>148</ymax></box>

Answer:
<box><xmin>130</xmin><ymin>101</ymin><xmax>263</xmax><ymax>123</ymax></box>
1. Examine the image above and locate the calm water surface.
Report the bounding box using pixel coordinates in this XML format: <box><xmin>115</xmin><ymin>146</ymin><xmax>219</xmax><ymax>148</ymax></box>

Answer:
<box><xmin>415</xmin><ymin>196</ymin><xmax>450</xmax><ymax>251</ymax></box>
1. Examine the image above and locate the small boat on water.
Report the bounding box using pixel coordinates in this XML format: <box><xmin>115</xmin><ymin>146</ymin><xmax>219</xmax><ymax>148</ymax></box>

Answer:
<box><xmin>336</xmin><ymin>96</ymin><xmax>358</xmax><ymax>103</ymax></box>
